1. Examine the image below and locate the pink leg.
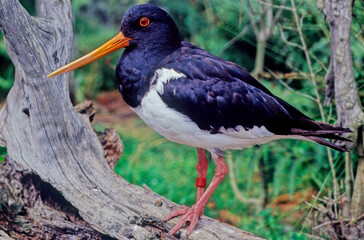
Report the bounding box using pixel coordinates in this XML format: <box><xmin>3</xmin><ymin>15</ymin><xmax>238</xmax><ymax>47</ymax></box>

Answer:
<box><xmin>195</xmin><ymin>148</ymin><xmax>208</xmax><ymax>201</ymax></box>
<box><xmin>165</xmin><ymin>150</ymin><xmax>228</xmax><ymax>236</ymax></box>
<box><xmin>164</xmin><ymin>148</ymin><xmax>208</xmax><ymax>221</ymax></box>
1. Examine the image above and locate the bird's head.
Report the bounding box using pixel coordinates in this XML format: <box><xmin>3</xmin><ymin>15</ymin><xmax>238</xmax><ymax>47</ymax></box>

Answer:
<box><xmin>47</xmin><ymin>4</ymin><xmax>181</xmax><ymax>78</ymax></box>
<box><xmin>120</xmin><ymin>4</ymin><xmax>180</xmax><ymax>50</ymax></box>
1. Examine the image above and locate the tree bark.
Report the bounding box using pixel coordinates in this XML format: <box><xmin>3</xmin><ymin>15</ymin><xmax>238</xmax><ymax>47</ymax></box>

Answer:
<box><xmin>321</xmin><ymin>0</ymin><xmax>364</xmax><ymax>142</ymax></box>
<box><xmin>0</xmin><ymin>1</ymin><xmax>263</xmax><ymax>239</ymax></box>
<box><xmin>319</xmin><ymin>0</ymin><xmax>364</xmax><ymax>218</ymax></box>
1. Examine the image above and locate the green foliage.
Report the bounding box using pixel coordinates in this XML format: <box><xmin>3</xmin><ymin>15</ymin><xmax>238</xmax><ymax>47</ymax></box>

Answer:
<box><xmin>0</xmin><ymin>146</ymin><xmax>6</xmax><ymax>163</ymax></box>
<box><xmin>0</xmin><ymin>32</ymin><xmax>15</xmax><ymax>100</ymax></box>
<box><xmin>19</xmin><ymin>0</ymin><xmax>36</xmax><ymax>16</ymax></box>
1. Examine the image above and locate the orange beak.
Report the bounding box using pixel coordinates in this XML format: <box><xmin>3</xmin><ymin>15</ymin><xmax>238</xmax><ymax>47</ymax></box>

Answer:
<box><xmin>47</xmin><ymin>32</ymin><xmax>132</xmax><ymax>78</ymax></box>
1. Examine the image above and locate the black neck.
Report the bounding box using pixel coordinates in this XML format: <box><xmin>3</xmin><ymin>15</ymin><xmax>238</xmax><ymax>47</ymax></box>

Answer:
<box><xmin>115</xmin><ymin>42</ymin><xmax>180</xmax><ymax>107</ymax></box>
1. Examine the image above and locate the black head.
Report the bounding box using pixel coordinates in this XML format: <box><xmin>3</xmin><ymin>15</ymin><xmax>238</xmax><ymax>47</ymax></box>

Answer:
<box><xmin>120</xmin><ymin>4</ymin><xmax>181</xmax><ymax>51</ymax></box>
<box><xmin>47</xmin><ymin>4</ymin><xmax>181</xmax><ymax>84</ymax></box>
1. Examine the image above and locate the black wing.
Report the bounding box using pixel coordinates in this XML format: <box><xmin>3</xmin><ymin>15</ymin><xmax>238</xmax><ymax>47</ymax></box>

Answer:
<box><xmin>158</xmin><ymin>42</ymin><xmax>294</xmax><ymax>135</ymax></box>
<box><xmin>157</xmin><ymin>42</ymin><xmax>351</xmax><ymax>151</ymax></box>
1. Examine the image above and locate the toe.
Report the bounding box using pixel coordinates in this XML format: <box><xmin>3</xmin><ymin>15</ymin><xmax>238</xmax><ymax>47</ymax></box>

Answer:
<box><xmin>168</xmin><ymin>215</ymin><xmax>189</xmax><ymax>236</ymax></box>
<box><xmin>167</xmin><ymin>204</ymin><xmax>204</xmax><ymax>236</ymax></box>
<box><xmin>164</xmin><ymin>205</ymin><xmax>189</xmax><ymax>221</ymax></box>
<box><xmin>186</xmin><ymin>217</ymin><xmax>199</xmax><ymax>236</ymax></box>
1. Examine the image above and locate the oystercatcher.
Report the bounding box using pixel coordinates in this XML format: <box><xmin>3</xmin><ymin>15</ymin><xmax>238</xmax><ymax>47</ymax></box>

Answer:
<box><xmin>48</xmin><ymin>4</ymin><xmax>351</xmax><ymax>236</ymax></box>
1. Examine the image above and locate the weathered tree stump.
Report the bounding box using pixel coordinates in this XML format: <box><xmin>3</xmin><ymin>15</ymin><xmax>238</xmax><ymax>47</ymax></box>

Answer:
<box><xmin>0</xmin><ymin>1</ymin><xmax>263</xmax><ymax>239</ymax></box>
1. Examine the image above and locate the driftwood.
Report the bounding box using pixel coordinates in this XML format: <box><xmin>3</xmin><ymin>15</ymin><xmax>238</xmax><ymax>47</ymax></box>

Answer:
<box><xmin>0</xmin><ymin>1</ymin><xmax>263</xmax><ymax>239</ymax></box>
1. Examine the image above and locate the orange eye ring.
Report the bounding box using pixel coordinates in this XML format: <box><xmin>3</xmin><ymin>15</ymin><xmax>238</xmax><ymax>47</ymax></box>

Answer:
<box><xmin>139</xmin><ymin>17</ymin><xmax>150</xmax><ymax>27</ymax></box>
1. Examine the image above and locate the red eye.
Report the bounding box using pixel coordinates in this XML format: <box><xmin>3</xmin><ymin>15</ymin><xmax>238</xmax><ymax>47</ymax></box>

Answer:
<box><xmin>139</xmin><ymin>17</ymin><xmax>150</xmax><ymax>27</ymax></box>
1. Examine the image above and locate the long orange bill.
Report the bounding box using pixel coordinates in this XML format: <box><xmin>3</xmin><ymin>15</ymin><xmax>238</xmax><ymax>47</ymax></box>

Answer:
<box><xmin>47</xmin><ymin>32</ymin><xmax>132</xmax><ymax>78</ymax></box>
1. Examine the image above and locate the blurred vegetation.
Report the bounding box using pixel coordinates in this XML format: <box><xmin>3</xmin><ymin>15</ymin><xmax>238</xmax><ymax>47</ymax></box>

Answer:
<box><xmin>0</xmin><ymin>0</ymin><xmax>363</xmax><ymax>239</ymax></box>
<box><xmin>0</xmin><ymin>33</ymin><xmax>14</xmax><ymax>99</ymax></box>
<box><xmin>0</xmin><ymin>146</ymin><xmax>6</xmax><ymax>163</ymax></box>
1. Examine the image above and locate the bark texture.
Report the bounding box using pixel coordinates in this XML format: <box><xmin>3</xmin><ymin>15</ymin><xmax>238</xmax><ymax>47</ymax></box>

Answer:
<box><xmin>321</xmin><ymin>0</ymin><xmax>364</xmax><ymax>139</ymax></box>
<box><xmin>0</xmin><ymin>1</ymin><xmax>263</xmax><ymax>239</ymax></box>
<box><xmin>0</xmin><ymin>157</ymin><xmax>112</xmax><ymax>240</ymax></box>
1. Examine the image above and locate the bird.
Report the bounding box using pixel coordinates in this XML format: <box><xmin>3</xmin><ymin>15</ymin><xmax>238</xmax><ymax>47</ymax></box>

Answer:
<box><xmin>48</xmin><ymin>4</ymin><xmax>351</xmax><ymax>236</ymax></box>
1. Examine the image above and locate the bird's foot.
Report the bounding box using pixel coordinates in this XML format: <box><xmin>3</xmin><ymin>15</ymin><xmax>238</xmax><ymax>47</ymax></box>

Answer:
<box><xmin>164</xmin><ymin>205</ymin><xmax>190</xmax><ymax>221</ymax></box>
<box><xmin>165</xmin><ymin>204</ymin><xmax>204</xmax><ymax>236</ymax></box>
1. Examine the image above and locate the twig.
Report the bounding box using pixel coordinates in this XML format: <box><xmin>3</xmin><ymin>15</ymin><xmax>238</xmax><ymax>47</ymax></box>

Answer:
<box><xmin>258</xmin><ymin>154</ymin><xmax>268</xmax><ymax>207</ymax></box>
<box><xmin>312</xmin><ymin>220</ymin><xmax>340</xmax><ymax>230</ymax></box>
<box><xmin>271</xmin><ymin>0</ymin><xmax>288</xmax><ymax>33</ymax></box>
<box><xmin>340</xmin><ymin>216</ymin><xmax>346</xmax><ymax>238</ymax></box>
<box><xmin>226</xmin><ymin>154</ymin><xmax>262</xmax><ymax>209</ymax></box>
<box><xmin>218</xmin><ymin>25</ymin><xmax>251</xmax><ymax>57</ymax></box>
<box><xmin>301</xmin><ymin>173</ymin><xmax>331</xmax><ymax>234</ymax></box>
<box><xmin>290</xmin><ymin>0</ymin><xmax>339</xmax><ymax>215</ymax></box>
<box><xmin>267</xmin><ymin>69</ymin><xmax>316</xmax><ymax>101</ymax></box>
<box><xmin>278</xmin><ymin>25</ymin><xmax>304</xmax><ymax>50</ymax></box>
<box><xmin>239</xmin><ymin>0</ymin><xmax>243</xmax><ymax>28</ymax></box>
<box><xmin>257</xmin><ymin>0</ymin><xmax>292</xmax><ymax>11</ymax></box>
<box><xmin>290</xmin><ymin>0</ymin><xmax>325</xmax><ymax>121</ymax></box>
<box><xmin>265</xmin><ymin>0</ymin><xmax>273</xmax><ymax>36</ymax></box>
<box><xmin>302</xmin><ymin>233</ymin><xmax>327</xmax><ymax>240</ymax></box>
<box><xmin>345</xmin><ymin>152</ymin><xmax>352</xmax><ymax>203</ymax></box>
<box><xmin>305</xmin><ymin>201</ymin><xmax>327</xmax><ymax>212</ymax></box>
<box><xmin>312</xmin><ymin>193</ymin><xmax>346</xmax><ymax>205</ymax></box>
<box><xmin>246</xmin><ymin>0</ymin><xmax>259</xmax><ymax>36</ymax></box>
<box><xmin>355</xmin><ymin>212</ymin><xmax>364</xmax><ymax>222</ymax></box>
<box><xmin>279</xmin><ymin>25</ymin><xmax>297</xmax><ymax>31</ymax></box>
<box><xmin>309</xmin><ymin>51</ymin><xmax>328</xmax><ymax>73</ymax></box>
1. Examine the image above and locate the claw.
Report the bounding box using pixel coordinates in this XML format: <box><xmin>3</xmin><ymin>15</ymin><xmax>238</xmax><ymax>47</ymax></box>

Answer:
<box><xmin>166</xmin><ymin>204</ymin><xmax>204</xmax><ymax>236</ymax></box>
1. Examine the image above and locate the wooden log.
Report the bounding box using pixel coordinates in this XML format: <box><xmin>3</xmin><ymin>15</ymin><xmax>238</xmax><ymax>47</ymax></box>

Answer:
<box><xmin>0</xmin><ymin>1</ymin><xmax>263</xmax><ymax>239</ymax></box>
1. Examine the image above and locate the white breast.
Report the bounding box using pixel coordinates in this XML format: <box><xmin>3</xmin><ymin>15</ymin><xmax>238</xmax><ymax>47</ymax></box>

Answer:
<box><xmin>131</xmin><ymin>68</ymin><xmax>300</xmax><ymax>150</ymax></box>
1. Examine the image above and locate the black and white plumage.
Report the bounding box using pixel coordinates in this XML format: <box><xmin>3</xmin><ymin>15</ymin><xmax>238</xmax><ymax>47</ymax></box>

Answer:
<box><xmin>48</xmin><ymin>3</ymin><xmax>351</xmax><ymax>236</ymax></box>
<box><xmin>117</xmin><ymin>40</ymin><xmax>349</xmax><ymax>152</ymax></box>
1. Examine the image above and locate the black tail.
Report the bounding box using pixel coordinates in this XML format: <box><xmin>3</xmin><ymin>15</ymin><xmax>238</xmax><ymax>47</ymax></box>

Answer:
<box><xmin>273</xmin><ymin>97</ymin><xmax>352</xmax><ymax>152</ymax></box>
<box><xmin>306</xmin><ymin>136</ymin><xmax>349</xmax><ymax>152</ymax></box>
<box><xmin>291</xmin><ymin>120</ymin><xmax>352</xmax><ymax>152</ymax></box>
